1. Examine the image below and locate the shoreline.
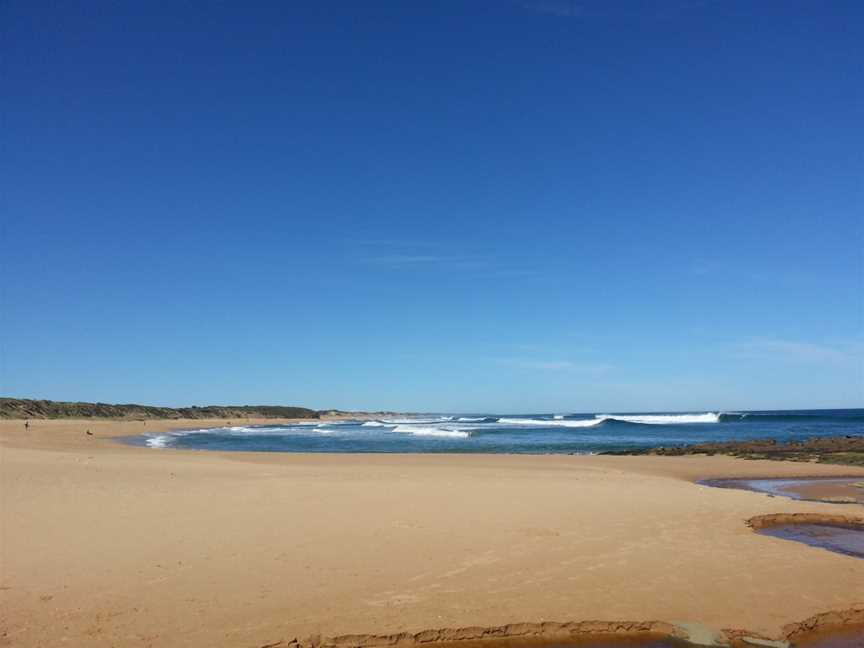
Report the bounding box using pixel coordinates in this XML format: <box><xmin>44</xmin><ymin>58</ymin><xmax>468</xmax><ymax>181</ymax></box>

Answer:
<box><xmin>7</xmin><ymin>417</ymin><xmax>864</xmax><ymax>482</ymax></box>
<box><xmin>2</xmin><ymin>418</ymin><xmax>863</xmax><ymax>647</ymax></box>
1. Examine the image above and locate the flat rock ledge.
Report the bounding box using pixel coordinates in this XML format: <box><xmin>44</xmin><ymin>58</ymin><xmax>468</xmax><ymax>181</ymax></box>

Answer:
<box><xmin>257</xmin><ymin>608</ymin><xmax>864</xmax><ymax>648</ymax></box>
<box><xmin>278</xmin><ymin>620</ymin><xmax>681</xmax><ymax>648</ymax></box>
<box><xmin>746</xmin><ymin>512</ymin><xmax>864</xmax><ymax>531</ymax></box>
<box><xmin>782</xmin><ymin>606</ymin><xmax>864</xmax><ymax>641</ymax></box>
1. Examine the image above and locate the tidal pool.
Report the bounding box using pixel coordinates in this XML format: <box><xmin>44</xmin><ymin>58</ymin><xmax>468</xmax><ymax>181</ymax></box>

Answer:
<box><xmin>702</xmin><ymin>477</ymin><xmax>864</xmax><ymax>504</ymax></box>
<box><xmin>757</xmin><ymin>522</ymin><xmax>864</xmax><ymax>559</ymax></box>
<box><xmin>792</xmin><ymin>625</ymin><xmax>864</xmax><ymax>647</ymax></box>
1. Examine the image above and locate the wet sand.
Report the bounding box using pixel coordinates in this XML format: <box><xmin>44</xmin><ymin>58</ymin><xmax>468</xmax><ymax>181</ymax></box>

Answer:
<box><xmin>786</xmin><ymin>479</ymin><xmax>864</xmax><ymax>504</ymax></box>
<box><xmin>2</xmin><ymin>419</ymin><xmax>864</xmax><ymax>647</ymax></box>
<box><xmin>702</xmin><ymin>477</ymin><xmax>864</xmax><ymax>504</ymax></box>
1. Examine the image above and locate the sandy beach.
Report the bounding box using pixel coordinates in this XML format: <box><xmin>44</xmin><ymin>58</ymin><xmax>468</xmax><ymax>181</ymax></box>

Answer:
<box><xmin>2</xmin><ymin>419</ymin><xmax>863</xmax><ymax>647</ymax></box>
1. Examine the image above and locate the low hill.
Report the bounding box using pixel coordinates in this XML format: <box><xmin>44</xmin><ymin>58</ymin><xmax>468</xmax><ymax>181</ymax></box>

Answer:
<box><xmin>0</xmin><ymin>398</ymin><xmax>319</xmax><ymax>420</ymax></box>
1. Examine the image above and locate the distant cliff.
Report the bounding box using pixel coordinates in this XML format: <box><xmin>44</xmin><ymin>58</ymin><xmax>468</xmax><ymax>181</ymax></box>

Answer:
<box><xmin>0</xmin><ymin>398</ymin><xmax>319</xmax><ymax>420</ymax></box>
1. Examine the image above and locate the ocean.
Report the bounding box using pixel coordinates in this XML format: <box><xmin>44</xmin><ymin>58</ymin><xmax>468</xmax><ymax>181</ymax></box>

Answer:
<box><xmin>140</xmin><ymin>409</ymin><xmax>864</xmax><ymax>454</ymax></box>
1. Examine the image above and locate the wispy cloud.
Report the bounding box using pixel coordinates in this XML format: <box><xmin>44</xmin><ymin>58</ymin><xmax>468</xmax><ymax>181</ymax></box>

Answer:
<box><xmin>357</xmin><ymin>246</ymin><xmax>539</xmax><ymax>277</ymax></box>
<box><xmin>497</xmin><ymin>358</ymin><xmax>612</xmax><ymax>372</ymax></box>
<box><xmin>733</xmin><ymin>338</ymin><xmax>863</xmax><ymax>366</ymax></box>
<box><xmin>342</xmin><ymin>234</ymin><xmax>549</xmax><ymax>279</ymax></box>
<box><xmin>691</xmin><ymin>259</ymin><xmax>722</xmax><ymax>276</ymax></box>
<box><xmin>350</xmin><ymin>239</ymin><xmax>441</xmax><ymax>249</ymax></box>
<box><xmin>362</xmin><ymin>254</ymin><xmax>490</xmax><ymax>270</ymax></box>
<box><xmin>365</xmin><ymin>254</ymin><xmax>451</xmax><ymax>265</ymax></box>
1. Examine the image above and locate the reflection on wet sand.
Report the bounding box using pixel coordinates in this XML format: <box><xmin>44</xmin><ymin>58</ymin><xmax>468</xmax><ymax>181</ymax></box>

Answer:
<box><xmin>702</xmin><ymin>477</ymin><xmax>864</xmax><ymax>504</ymax></box>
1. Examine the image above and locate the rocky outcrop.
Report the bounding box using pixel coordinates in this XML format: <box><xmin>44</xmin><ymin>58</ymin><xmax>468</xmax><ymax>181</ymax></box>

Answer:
<box><xmin>782</xmin><ymin>606</ymin><xmax>864</xmax><ymax>641</ymax></box>
<box><xmin>267</xmin><ymin>621</ymin><xmax>684</xmax><ymax>648</ymax></box>
<box><xmin>611</xmin><ymin>436</ymin><xmax>864</xmax><ymax>466</ymax></box>
<box><xmin>254</xmin><ymin>610</ymin><xmax>864</xmax><ymax>648</ymax></box>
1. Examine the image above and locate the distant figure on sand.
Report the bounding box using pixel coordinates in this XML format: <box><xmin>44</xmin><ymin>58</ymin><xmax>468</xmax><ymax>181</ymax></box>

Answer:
<box><xmin>24</xmin><ymin>420</ymin><xmax>29</xmax><ymax>430</ymax></box>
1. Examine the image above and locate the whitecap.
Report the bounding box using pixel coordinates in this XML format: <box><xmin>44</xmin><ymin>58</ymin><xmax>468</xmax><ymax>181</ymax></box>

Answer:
<box><xmin>227</xmin><ymin>426</ymin><xmax>258</xmax><ymax>433</ymax></box>
<box><xmin>381</xmin><ymin>417</ymin><xmax>452</xmax><ymax>424</ymax></box>
<box><xmin>391</xmin><ymin>424</ymin><xmax>470</xmax><ymax>438</ymax></box>
<box><xmin>498</xmin><ymin>417</ymin><xmax>604</xmax><ymax>428</ymax></box>
<box><xmin>596</xmin><ymin>412</ymin><xmax>720</xmax><ymax>425</ymax></box>
<box><xmin>145</xmin><ymin>434</ymin><xmax>173</xmax><ymax>448</ymax></box>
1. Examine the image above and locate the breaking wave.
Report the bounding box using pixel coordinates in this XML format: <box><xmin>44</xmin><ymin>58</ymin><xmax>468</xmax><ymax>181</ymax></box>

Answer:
<box><xmin>381</xmin><ymin>417</ymin><xmax>453</xmax><ymax>424</ymax></box>
<box><xmin>138</xmin><ymin>409</ymin><xmax>862</xmax><ymax>454</ymax></box>
<box><xmin>145</xmin><ymin>434</ymin><xmax>172</xmax><ymax>448</ymax></box>
<box><xmin>595</xmin><ymin>413</ymin><xmax>721</xmax><ymax>425</ymax></box>
<box><xmin>143</xmin><ymin>423</ymin><xmax>337</xmax><ymax>448</ymax></box>
<box><xmin>391</xmin><ymin>424</ymin><xmax>470</xmax><ymax>438</ymax></box>
<box><xmin>498</xmin><ymin>417</ymin><xmax>605</xmax><ymax>428</ymax></box>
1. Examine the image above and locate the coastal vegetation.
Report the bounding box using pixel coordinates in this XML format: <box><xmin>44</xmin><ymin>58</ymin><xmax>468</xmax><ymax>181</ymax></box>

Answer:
<box><xmin>0</xmin><ymin>397</ymin><xmax>320</xmax><ymax>420</ymax></box>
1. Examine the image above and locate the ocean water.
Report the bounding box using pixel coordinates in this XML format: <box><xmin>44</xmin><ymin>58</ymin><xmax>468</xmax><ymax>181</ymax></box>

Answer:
<box><xmin>139</xmin><ymin>409</ymin><xmax>864</xmax><ymax>454</ymax></box>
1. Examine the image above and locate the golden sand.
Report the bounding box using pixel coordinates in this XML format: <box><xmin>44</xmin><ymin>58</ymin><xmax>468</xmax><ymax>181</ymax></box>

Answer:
<box><xmin>1</xmin><ymin>419</ymin><xmax>863</xmax><ymax>647</ymax></box>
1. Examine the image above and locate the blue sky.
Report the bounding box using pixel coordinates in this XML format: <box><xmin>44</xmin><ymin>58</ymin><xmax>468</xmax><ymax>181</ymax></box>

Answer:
<box><xmin>3</xmin><ymin>0</ymin><xmax>862</xmax><ymax>413</ymax></box>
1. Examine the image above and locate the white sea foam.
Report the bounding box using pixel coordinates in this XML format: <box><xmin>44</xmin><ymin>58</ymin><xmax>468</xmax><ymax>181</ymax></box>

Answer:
<box><xmin>145</xmin><ymin>434</ymin><xmax>173</xmax><ymax>448</ymax></box>
<box><xmin>223</xmin><ymin>425</ymin><xmax>310</xmax><ymax>435</ymax></box>
<box><xmin>391</xmin><ymin>424</ymin><xmax>469</xmax><ymax>438</ymax></box>
<box><xmin>143</xmin><ymin>422</ymin><xmax>336</xmax><ymax>449</ymax></box>
<box><xmin>553</xmin><ymin>415</ymin><xmax>565</xmax><ymax>420</ymax></box>
<box><xmin>361</xmin><ymin>421</ymin><xmax>393</xmax><ymax>427</ymax></box>
<box><xmin>457</xmin><ymin>417</ymin><xmax>486</xmax><ymax>422</ymax></box>
<box><xmin>554</xmin><ymin>418</ymin><xmax>605</xmax><ymax>427</ymax></box>
<box><xmin>596</xmin><ymin>412</ymin><xmax>720</xmax><ymax>425</ymax></box>
<box><xmin>382</xmin><ymin>417</ymin><xmax>451</xmax><ymax>424</ymax></box>
<box><xmin>228</xmin><ymin>426</ymin><xmax>258</xmax><ymax>433</ymax></box>
<box><xmin>498</xmin><ymin>417</ymin><xmax>604</xmax><ymax>428</ymax></box>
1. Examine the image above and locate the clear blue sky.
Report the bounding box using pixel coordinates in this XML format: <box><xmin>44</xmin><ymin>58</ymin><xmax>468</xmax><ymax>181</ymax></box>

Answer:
<box><xmin>3</xmin><ymin>0</ymin><xmax>862</xmax><ymax>413</ymax></box>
